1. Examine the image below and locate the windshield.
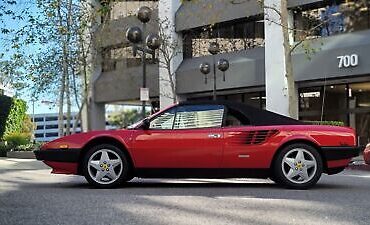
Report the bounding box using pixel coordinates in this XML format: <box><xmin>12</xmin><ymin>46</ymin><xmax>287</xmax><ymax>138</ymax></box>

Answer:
<box><xmin>127</xmin><ymin>118</ymin><xmax>146</xmax><ymax>129</ymax></box>
<box><xmin>127</xmin><ymin>104</ymin><xmax>176</xmax><ymax>129</ymax></box>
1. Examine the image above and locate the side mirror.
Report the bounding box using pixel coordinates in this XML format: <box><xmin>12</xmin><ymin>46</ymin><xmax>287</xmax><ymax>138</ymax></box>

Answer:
<box><xmin>141</xmin><ymin>118</ymin><xmax>150</xmax><ymax>130</ymax></box>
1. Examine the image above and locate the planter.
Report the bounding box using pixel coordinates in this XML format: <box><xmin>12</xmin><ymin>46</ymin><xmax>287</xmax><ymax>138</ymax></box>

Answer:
<box><xmin>7</xmin><ymin>151</ymin><xmax>35</xmax><ymax>159</ymax></box>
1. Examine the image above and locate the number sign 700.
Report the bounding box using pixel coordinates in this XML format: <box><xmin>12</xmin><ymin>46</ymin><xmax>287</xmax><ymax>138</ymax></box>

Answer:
<box><xmin>337</xmin><ymin>54</ymin><xmax>359</xmax><ymax>68</ymax></box>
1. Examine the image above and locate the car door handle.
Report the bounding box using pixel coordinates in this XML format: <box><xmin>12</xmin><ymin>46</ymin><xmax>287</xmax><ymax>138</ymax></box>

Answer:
<box><xmin>208</xmin><ymin>134</ymin><xmax>222</xmax><ymax>139</ymax></box>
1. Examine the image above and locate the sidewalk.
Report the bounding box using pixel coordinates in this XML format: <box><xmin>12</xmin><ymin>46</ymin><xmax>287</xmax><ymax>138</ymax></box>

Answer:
<box><xmin>0</xmin><ymin>157</ymin><xmax>48</xmax><ymax>171</ymax></box>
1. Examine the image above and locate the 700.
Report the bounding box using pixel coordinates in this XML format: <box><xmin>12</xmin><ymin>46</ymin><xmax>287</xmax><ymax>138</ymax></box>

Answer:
<box><xmin>337</xmin><ymin>54</ymin><xmax>359</xmax><ymax>68</ymax></box>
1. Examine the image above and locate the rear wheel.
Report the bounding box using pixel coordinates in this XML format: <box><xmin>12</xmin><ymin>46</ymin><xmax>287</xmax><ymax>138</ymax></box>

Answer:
<box><xmin>82</xmin><ymin>144</ymin><xmax>130</xmax><ymax>188</ymax></box>
<box><xmin>273</xmin><ymin>143</ymin><xmax>323</xmax><ymax>189</ymax></box>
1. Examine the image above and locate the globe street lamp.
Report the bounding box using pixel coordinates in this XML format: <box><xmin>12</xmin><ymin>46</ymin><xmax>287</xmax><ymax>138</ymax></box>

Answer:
<box><xmin>200</xmin><ymin>42</ymin><xmax>230</xmax><ymax>100</ymax></box>
<box><xmin>126</xmin><ymin>6</ymin><xmax>160</xmax><ymax>119</ymax></box>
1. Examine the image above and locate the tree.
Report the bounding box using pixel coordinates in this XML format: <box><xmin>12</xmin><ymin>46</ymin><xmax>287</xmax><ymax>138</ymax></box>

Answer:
<box><xmin>107</xmin><ymin>109</ymin><xmax>141</xmax><ymax>129</ymax></box>
<box><xmin>157</xmin><ymin>16</ymin><xmax>183</xmax><ymax>104</ymax></box>
<box><xmin>0</xmin><ymin>0</ymin><xmax>102</xmax><ymax>135</ymax></box>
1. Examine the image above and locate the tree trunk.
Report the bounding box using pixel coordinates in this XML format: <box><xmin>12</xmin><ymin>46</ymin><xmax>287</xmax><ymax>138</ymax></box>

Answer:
<box><xmin>73</xmin><ymin>99</ymin><xmax>85</xmax><ymax>134</ymax></box>
<box><xmin>57</xmin><ymin>1</ymin><xmax>67</xmax><ymax>137</ymax></box>
<box><xmin>65</xmin><ymin>0</ymin><xmax>73</xmax><ymax>136</ymax></box>
<box><xmin>66</xmin><ymin>72</ymin><xmax>71</xmax><ymax>135</ymax></box>
<box><xmin>281</xmin><ymin>0</ymin><xmax>298</xmax><ymax>119</ymax></box>
<box><xmin>81</xmin><ymin>39</ymin><xmax>90</xmax><ymax>131</ymax></box>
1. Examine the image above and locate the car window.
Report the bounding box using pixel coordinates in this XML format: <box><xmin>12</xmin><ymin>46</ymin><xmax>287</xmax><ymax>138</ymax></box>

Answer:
<box><xmin>225</xmin><ymin>114</ymin><xmax>242</xmax><ymax>127</ymax></box>
<box><xmin>149</xmin><ymin>108</ymin><xmax>176</xmax><ymax>129</ymax></box>
<box><xmin>224</xmin><ymin>108</ymin><xmax>251</xmax><ymax>127</ymax></box>
<box><xmin>173</xmin><ymin>105</ymin><xmax>225</xmax><ymax>129</ymax></box>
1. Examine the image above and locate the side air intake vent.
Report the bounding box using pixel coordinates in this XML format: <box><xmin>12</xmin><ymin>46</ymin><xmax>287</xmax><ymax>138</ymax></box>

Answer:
<box><xmin>245</xmin><ymin>130</ymin><xmax>279</xmax><ymax>145</ymax></box>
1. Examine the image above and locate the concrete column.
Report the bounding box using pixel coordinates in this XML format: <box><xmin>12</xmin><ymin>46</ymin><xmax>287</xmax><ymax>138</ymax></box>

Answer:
<box><xmin>82</xmin><ymin>0</ymin><xmax>106</xmax><ymax>131</ymax></box>
<box><xmin>88</xmin><ymin>101</ymin><xmax>106</xmax><ymax>130</ymax></box>
<box><xmin>158</xmin><ymin>0</ymin><xmax>183</xmax><ymax>109</ymax></box>
<box><xmin>264</xmin><ymin>0</ymin><xmax>298</xmax><ymax>118</ymax></box>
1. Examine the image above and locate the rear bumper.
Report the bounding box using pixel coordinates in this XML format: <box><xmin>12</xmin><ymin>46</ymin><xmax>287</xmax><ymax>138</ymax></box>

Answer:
<box><xmin>321</xmin><ymin>146</ymin><xmax>361</xmax><ymax>161</ymax></box>
<box><xmin>34</xmin><ymin>149</ymin><xmax>81</xmax><ymax>163</ymax></box>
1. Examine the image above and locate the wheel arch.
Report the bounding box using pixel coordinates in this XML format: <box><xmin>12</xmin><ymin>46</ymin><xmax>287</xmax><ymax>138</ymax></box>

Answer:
<box><xmin>270</xmin><ymin>139</ymin><xmax>328</xmax><ymax>173</ymax></box>
<box><xmin>77</xmin><ymin>136</ymin><xmax>135</xmax><ymax>175</ymax></box>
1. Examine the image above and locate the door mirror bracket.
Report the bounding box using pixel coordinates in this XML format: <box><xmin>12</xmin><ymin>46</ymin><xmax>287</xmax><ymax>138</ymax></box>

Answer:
<box><xmin>141</xmin><ymin>118</ymin><xmax>150</xmax><ymax>130</ymax></box>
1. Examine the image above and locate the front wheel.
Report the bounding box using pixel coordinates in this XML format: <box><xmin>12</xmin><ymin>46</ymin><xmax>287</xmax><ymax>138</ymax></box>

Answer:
<box><xmin>273</xmin><ymin>143</ymin><xmax>323</xmax><ymax>189</ymax></box>
<box><xmin>82</xmin><ymin>144</ymin><xmax>130</xmax><ymax>188</ymax></box>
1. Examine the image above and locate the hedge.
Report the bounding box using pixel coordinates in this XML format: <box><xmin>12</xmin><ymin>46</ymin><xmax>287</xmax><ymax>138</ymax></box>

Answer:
<box><xmin>0</xmin><ymin>95</ymin><xmax>28</xmax><ymax>140</ymax></box>
<box><xmin>304</xmin><ymin>121</ymin><xmax>345</xmax><ymax>126</ymax></box>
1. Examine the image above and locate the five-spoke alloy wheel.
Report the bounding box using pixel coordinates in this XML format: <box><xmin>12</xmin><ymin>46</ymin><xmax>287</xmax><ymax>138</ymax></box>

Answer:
<box><xmin>82</xmin><ymin>144</ymin><xmax>130</xmax><ymax>188</ymax></box>
<box><xmin>273</xmin><ymin>143</ymin><xmax>323</xmax><ymax>189</ymax></box>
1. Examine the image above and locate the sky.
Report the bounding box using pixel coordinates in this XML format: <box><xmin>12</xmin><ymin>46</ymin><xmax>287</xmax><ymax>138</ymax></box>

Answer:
<box><xmin>0</xmin><ymin>0</ymin><xmax>74</xmax><ymax>115</ymax></box>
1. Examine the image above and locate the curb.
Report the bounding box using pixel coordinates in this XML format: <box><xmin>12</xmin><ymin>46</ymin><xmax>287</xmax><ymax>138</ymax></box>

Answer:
<box><xmin>6</xmin><ymin>151</ymin><xmax>36</xmax><ymax>159</ymax></box>
<box><xmin>347</xmin><ymin>161</ymin><xmax>370</xmax><ymax>172</ymax></box>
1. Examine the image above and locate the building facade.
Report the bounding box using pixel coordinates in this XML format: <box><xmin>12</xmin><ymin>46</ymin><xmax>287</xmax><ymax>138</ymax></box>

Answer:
<box><xmin>90</xmin><ymin>0</ymin><xmax>370</xmax><ymax>145</ymax></box>
<box><xmin>32</xmin><ymin>112</ymin><xmax>82</xmax><ymax>142</ymax></box>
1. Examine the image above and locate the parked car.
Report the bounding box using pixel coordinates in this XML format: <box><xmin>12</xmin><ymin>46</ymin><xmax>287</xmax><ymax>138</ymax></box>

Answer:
<box><xmin>34</xmin><ymin>101</ymin><xmax>360</xmax><ymax>189</ymax></box>
<box><xmin>364</xmin><ymin>143</ymin><xmax>370</xmax><ymax>165</ymax></box>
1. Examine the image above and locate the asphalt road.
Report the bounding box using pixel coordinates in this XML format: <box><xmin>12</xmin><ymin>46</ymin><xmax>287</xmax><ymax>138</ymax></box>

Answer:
<box><xmin>0</xmin><ymin>158</ymin><xmax>369</xmax><ymax>225</ymax></box>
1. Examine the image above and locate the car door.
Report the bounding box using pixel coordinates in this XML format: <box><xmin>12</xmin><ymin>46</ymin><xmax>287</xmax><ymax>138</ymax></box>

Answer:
<box><xmin>221</xmin><ymin>107</ymin><xmax>278</xmax><ymax>168</ymax></box>
<box><xmin>131</xmin><ymin>104</ymin><xmax>225</xmax><ymax>169</ymax></box>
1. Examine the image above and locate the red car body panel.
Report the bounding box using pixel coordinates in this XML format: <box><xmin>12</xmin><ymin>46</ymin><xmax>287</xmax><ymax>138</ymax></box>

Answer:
<box><xmin>35</xmin><ymin>102</ymin><xmax>360</xmax><ymax>177</ymax></box>
<box><xmin>44</xmin><ymin>161</ymin><xmax>78</xmax><ymax>174</ymax></box>
<box><xmin>131</xmin><ymin>128</ymin><xmax>224</xmax><ymax>168</ymax></box>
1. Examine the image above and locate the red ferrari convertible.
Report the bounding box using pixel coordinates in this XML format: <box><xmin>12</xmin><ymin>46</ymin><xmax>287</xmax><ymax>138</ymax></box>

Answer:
<box><xmin>35</xmin><ymin>101</ymin><xmax>360</xmax><ymax>189</ymax></box>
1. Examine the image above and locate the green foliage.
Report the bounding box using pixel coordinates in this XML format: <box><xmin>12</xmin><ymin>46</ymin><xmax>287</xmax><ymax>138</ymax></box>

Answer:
<box><xmin>21</xmin><ymin>115</ymin><xmax>34</xmax><ymax>139</ymax></box>
<box><xmin>11</xmin><ymin>142</ymin><xmax>42</xmax><ymax>152</ymax></box>
<box><xmin>305</xmin><ymin>121</ymin><xmax>345</xmax><ymax>126</ymax></box>
<box><xmin>0</xmin><ymin>95</ymin><xmax>28</xmax><ymax>139</ymax></box>
<box><xmin>107</xmin><ymin>110</ymin><xmax>143</xmax><ymax>128</ymax></box>
<box><xmin>4</xmin><ymin>133</ymin><xmax>30</xmax><ymax>147</ymax></box>
<box><xmin>0</xmin><ymin>141</ymin><xmax>41</xmax><ymax>155</ymax></box>
<box><xmin>0</xmin><ymin>95</ymin><xmax>12</xmax><ymax>138</ymax></box>
<box><xmin>0</xmin><ymin>142</ymin><xmax>10</xmax><ymax>157</ymax></box>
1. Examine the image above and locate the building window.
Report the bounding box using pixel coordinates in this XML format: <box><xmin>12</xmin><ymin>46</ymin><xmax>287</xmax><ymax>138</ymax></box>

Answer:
<box><xmin>36</xmin><ymin>125</ymin><xmax>44</xmax><ymax>130</ymax></box>
<box><xmin>243</xmin><ymin>92</ymin><xmax>264</xmax><ymax>109</ymax></box>
<box><xmin>45</xmin><ymin>124</ymin><xmax>59</xmax><ymax>129</ymax></box>
<box><xmin>109</xmin><ymin>0</ymin><xmax>158</xmax><ymax>20</ymax></box>
<box><xmin>348</xmin><ymin>82</ymin><xmax>370</xmax><ymax>145</ymax></box>
<box><xmin>102</xmin><ymin>48</ymin><xmax>118</xmax><ymax>72</ymax></box>
<box><xmin>299</xmin><ymin>85</ymin><xmax>348</xmax><ymax>123</ymax></box>
<box><xmin>34</xmin><ymin>117</ymin><xmax>44</xmax><ymax>122</ymax></box>
<box><xmin>45</xmin><ymin>116</ymin><xmax>58</xmax><ymax>121</ymax></box>
<box><xmin>45</xmin><ymin>132</ymin><xmax>59</xmax><ymax>138</ymax></box>
<box><xmin>299</xmin><ymin>82</ymin><xmax>370</xmax><ymax>146</ymax></box>
<box><xmin>294</xmin><ymin>1</ymin><xmax>370</xmax><ymax>41</ymax></box>
<box><xmin>35</xmin><ymin>133</ymin><xmax>44</xmax><ymax>138</ymax></box>
<box><xmin>102</xmin><ymin>46</ymin><xmax>157</xmax><ymax>72</ymax></box>
<box><xmin>183</xmin><ymin>17</ymin><xmax>264</xmax><ymax>58</ymax></box>
<box><xmin>188</xmin><ymin>91</ymin><xmax>266</xmax><ymax>109</ymax></box>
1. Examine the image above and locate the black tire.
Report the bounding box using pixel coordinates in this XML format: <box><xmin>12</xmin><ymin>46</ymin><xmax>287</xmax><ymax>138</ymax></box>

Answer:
<box><xmin>82</xmin><ymin>144</ymin><xmax>131</xmax><ymax>188</ymax></box>
<box><xmin>273</xmin><ymin>143</ymin><xmax>323</xmax><ymax>189</ymax></box>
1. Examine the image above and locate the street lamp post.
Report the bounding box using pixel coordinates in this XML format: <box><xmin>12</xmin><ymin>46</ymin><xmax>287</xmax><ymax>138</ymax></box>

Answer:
<box><xmin>200</xmin><ymin>42</ymin><xmax>230</xmax><ymax>100</ymax></box>
<box><xmin>126</xmin><ymin>6</ymin><xmax>161</xmax><ymax>119</ymax></box>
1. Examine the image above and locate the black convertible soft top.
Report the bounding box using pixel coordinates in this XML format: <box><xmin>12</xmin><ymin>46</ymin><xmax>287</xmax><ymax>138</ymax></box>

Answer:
<box><xmin>179</xmin><ymin>100</ymin><xmax>305</xmax><ymax>126</ymax></box>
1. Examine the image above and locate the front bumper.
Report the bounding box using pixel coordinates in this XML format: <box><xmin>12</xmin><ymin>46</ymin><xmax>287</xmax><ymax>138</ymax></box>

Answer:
<box><xmin>34</xmin><ymin>149</ymin><xmax>81</xmax><ymax>163</ymax></box>
<box><xmin>321</xmin><ymin>146</ymin><xmax>362</xmax><ymax>161</ymax></box>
